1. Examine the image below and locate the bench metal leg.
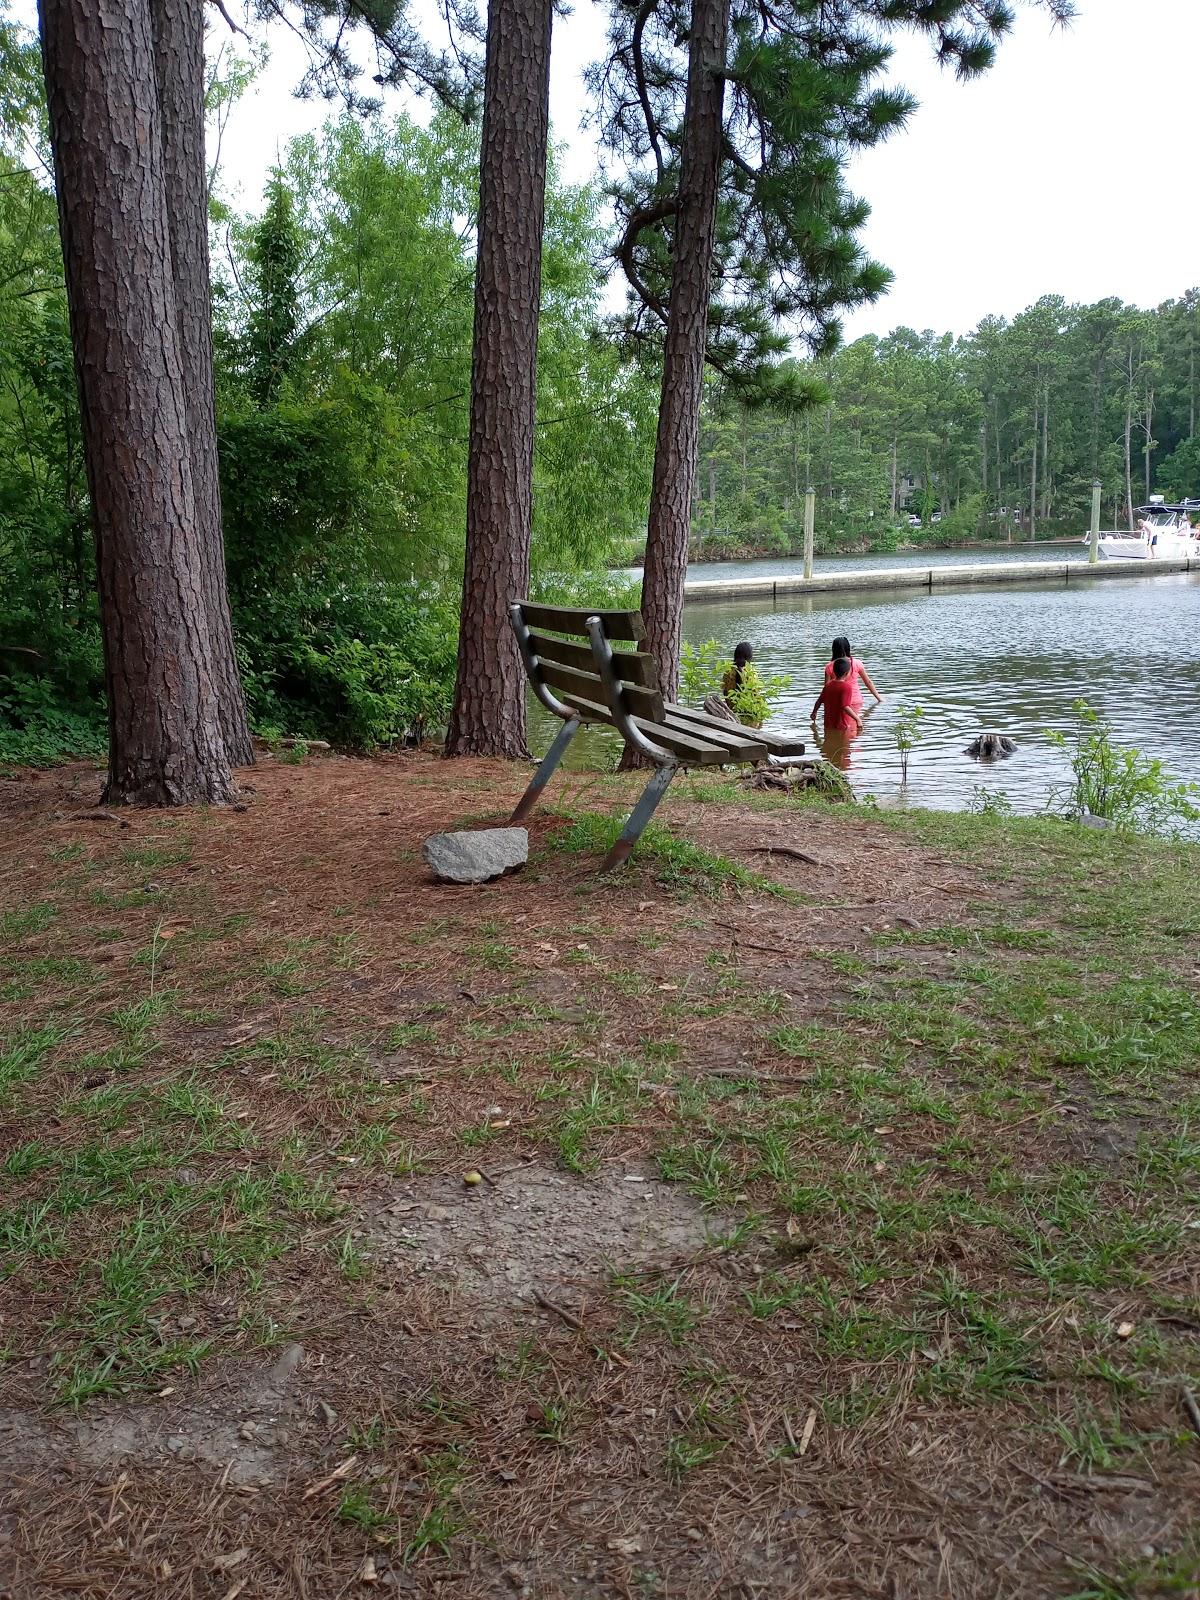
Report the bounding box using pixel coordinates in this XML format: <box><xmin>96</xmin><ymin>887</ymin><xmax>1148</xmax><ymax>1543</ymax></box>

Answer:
<box><xmin>510</xmin><ymin>716</ymin><xmax>581</xmax><ymax>824</ymax></box>
<box><xmin>601</xmin><ymin>761</ymin><xmax>678</xmax><ymax>872</ymax></box>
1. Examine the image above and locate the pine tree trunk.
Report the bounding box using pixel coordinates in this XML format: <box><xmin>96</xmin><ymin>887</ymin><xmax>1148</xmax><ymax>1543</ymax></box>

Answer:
<box><xmin>40</xmin><ymin>0</ymin><xmax>235</xmax><ymax>806</ymax></box>
<box><xmin>150</xmin><ymin>0</ymin><xmax>253</xmax><ymax>767</ymax></box>
<box><xmin>1123</xmin><ymin>368</ymin><xmax>1134</xmax><ymax>530</ymax></box>
<box><xmin>1143</xmin><ymin>387</ymin><xmax>1153</xmax><ymax>501</ymax></box>
<box><xmin>444</xmin><ymin>0</ymin><xmax>553</xmax><ymax>759</ymax></box>
<box><xmin>1040</xmin><ymin>384</ymin><xmax>1050</xmax><ymax>521</ymax></box>
<box><xmin>1028</xmin><ymin>395</ymin><xmax>1038</xmax><ymax>543</ymax></box>
<box><xmin>635</xmin><ymin>0</ymin><xmax>729</xmax><ymax>708</ymax></box>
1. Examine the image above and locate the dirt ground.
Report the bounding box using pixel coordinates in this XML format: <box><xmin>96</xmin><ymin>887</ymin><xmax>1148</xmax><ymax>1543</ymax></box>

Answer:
<box><xmin>0</xmin><ymin>749</ymin><xmax>1197</xmax><ymax>1599</ymax></box>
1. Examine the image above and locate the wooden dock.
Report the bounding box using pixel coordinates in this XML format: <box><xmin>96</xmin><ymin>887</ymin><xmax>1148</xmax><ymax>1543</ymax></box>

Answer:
<box><xmin>683</xmin><ymin>555</ymin><xmax>1195</xmax><ymax>605</ymax></box>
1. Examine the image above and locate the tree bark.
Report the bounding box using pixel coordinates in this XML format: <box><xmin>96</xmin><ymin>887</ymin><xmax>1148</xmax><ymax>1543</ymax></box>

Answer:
<box><xmin>1123</xmin><ymin>351</ymin><xmax>1134</xmax><ymax>530</ymax></box>
<box><xmin>1143</xmin><ymin>386</ymin><xmax>1153</xmax><ymax>501</ymax></box>
<box><xmin>635</xmin><ymin>0</ymin><xmax>729</xmax><ymax>710</ymax></box>
<box><xmin>40</xmin><ymin>0</ymin><xmax>235</xmax><ymax>806</ymax></box>
<box><xmin>1028</xmin><ymin>393</ymin><xmax>1038</xmax><ymax>543</ymax></box>
<box><xmin>444</xmin><ymin>0</ymin><xmax>553</xmax><ymax>758</ymax></box>
<box><xmin>151</xmin><ymin>0</ymin><xmax>253</xmax><ymax>766</ymax></box>
<box><xmin>1040</xmin><ymin>381</ymin><xmax>1049</xmax><ymax>521</ymax></box>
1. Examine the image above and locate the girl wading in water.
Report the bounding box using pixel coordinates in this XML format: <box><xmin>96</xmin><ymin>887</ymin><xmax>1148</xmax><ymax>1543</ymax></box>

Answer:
<box><xmin>823</xmin><ymin>635</ymin><xmax>883</xmax><ymax>714</ymax></box>
<box><xmin>722</xmin><ymin>641</ymin><xmax>755</xmax><ymax>703</ymax></box>
<box><xmin>719</xmin><ymin>641</ymin><xmax>769</xmax><ymax>728</ymax></box>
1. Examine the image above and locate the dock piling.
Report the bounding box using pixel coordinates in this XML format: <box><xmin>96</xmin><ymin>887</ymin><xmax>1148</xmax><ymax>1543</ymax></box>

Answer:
<box><xmin>1089</xmin><ymin>479</ymin><xmax>1101</xmax><ymax>565</ymax></box>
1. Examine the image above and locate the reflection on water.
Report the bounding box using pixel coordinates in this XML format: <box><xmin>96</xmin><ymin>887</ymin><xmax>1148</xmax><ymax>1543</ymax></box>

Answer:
<box><xmin>531</xmin><ymin>556</ymin><xmax>1200</xmax><ymax>818</ymax></box>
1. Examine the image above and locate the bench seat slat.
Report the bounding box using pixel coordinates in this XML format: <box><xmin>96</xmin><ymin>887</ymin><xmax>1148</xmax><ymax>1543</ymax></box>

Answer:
<box><xmin>527</xmin><ymin>629</ymin><xmax>659</xmax><ymax>688</ymax></box>
<box><xmin>518</xmin><ymin>602</ymin><xmax>646</xmax><ymax>642</ymax></box>
<box><xmin>660</xmin><ymin>711</ymin><xmax>767</xmax><ymax>760</ymax></box>
<box><xmin>559</xmin><ymin>691</ymin><xmax>768</xmax><ymax>765</ymax></box>
<box><xmin>637</xmin><ymin>716</ymin><xmax>767</xmax><ymax>765</ymax></box>
<box><xmin>664</xmin><ymin>702</ymin><xmax>807</xmax><ymax>756</ymax></box>
<box><xmin>539</xmin><ymin>660</ymin><xmax>664</xmax><ymax>722</ymax></box>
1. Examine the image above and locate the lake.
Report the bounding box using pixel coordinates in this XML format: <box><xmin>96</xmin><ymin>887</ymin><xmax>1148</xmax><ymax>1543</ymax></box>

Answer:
<box><xmin>532</xmin><ymin>548</ymin><xmax>1200</xmax><ymax>817</ymax></box>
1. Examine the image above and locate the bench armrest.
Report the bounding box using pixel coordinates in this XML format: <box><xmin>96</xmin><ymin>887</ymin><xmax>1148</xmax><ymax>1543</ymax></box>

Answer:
<box><xmin>509</xmin><ymin>602</ymin><xmax>575</xmax><ymax>721</ymax></box>
<box><xmin>585</xmin><ymin>616</ymin><xmax>674</xmax><ymax>766</ymax></box>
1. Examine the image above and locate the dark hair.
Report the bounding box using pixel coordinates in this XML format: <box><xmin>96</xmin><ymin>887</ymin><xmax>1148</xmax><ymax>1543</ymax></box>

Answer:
<box><xmin>832</xmin><ymin>655</ymin><xmax>852</xmax><ymax>680</ymax></box>
<box><xmin>731</xmin><ymin>641</ymin><xmax>753</xmax><ymax>687</ymax></box>
<box><xmin>831</xmin><ymin>636</ymin><xmax>851</xmax><ymax>660</ymax></box>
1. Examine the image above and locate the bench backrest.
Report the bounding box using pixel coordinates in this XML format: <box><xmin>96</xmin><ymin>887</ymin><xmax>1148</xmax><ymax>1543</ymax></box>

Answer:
<box><xmin>509</xmin><ymin>601</ymin><xmax>665</xmax><ymax>727</ymax></box>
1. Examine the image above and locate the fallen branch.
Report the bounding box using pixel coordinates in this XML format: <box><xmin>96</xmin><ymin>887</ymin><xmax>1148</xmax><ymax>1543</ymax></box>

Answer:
<box><xmin>751</xmin><ymin>845</ymin><xmax>829</xmax><ymax>867</ymax></box>
<box><xmin>704</xmin><ymin>1067</ymin><xmax>811</xmax><ymax>1084</ymax></box>
<box><xmin>532</xmin><ymin>1288</ymin><xmax>585</xmax><ymax>1332</ymax></box>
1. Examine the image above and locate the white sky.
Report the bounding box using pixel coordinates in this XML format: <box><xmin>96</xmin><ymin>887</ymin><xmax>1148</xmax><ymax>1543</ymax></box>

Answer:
<box><xmin>17</xmin><ymin>0</ymin><xmax>1200</xmax><ymax>341</ymax></box>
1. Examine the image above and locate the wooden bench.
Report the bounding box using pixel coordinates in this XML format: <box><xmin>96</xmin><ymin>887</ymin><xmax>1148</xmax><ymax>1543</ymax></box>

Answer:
<box><xmin>508</xmin><ymin>600</ymin><xmax>806</xmax><ymax>870</ymax></box>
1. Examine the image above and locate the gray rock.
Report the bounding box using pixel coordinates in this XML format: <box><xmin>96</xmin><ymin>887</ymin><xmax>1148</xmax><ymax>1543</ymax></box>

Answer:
<box><xmin>423</xmin><ymin>828</ymin><xmax>528</xmax><ymax>884</ymax></box>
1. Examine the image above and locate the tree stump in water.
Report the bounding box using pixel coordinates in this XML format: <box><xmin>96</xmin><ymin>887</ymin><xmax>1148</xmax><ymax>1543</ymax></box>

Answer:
<box><xmin>964</xmin><ymin>731</ymin><xmax>1016</xmax><ymax>760</ymax></box>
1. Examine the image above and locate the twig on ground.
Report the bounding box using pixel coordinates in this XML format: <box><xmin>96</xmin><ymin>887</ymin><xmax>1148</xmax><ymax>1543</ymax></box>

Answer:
<box><xmin>750</xmin><ymin>845</ymin><xmax>828</xmax><ymax>867</ymax></box>
<box><xmin>796</xmin><ymin>1408</ymin><xmax>817</xmax><ymax>1456</ymax></box>
<box><xmin>704</xmin><ymin>1067</ymin><xmax>812</xmax><ymax>1084</ymax></box>
<box><xmin>1182</xmin><ymin>1386</ymin><xmax>1200</xmax><ymax>1439</ymax></box>
<box><xmin>532</xmin><ymin>1288</ymin><xmax>586</xmax><ymax>1332</ymax></box>
<box><xmin>1049</xmin><ymin>1473</ymin><xmax>1154</xmax><ymax>1493</ymax></box>
<box><xmin>1010</xmin><ymin>1101</ymin><xmax>1072</xmax><ymax>1128</ymax></box>
<box><xmin>713</xmin><ymin>921</ymin><xmax>809</xmax><ymax>953</ymax></box>
<box><xmin>301</xmin><ymin>1454</ymin><xmax>359</xmax><ymax>1500</ymax></box>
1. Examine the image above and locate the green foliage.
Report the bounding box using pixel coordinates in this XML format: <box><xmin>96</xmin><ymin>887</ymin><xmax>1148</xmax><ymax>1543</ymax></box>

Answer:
<box><xmin>1155</xmin><ymin>433</ymin><xmax>1200</xmax><ymax>502</ymax></box>
<box><xmin>968</xmin><ymin>786</ymin><xmax>1014</xmax><ymax>819</ymax></box>
<box><xmin>679</xmin><ymin>639</ymin><xmax>789</xmax><ymax>725</ymax></box>
<box><xmin>0</xmin><ymin>676</ymin><xmax>104</xmax><ymax>768</ymax></box>
<box><xmin>598</xmin><ymin>0</ymin><xmax>1034</xmax><ymax>396</ymax></box>
<box><xmin>1045</xmin><ymin>701</ymin><xmax>1200</xmax><ymax>837</ymax></box>
<box><xmin>243</xmin><ymin>173</ymin><xmax>304</xmax><ymax>406</ymax></box>
<box><xmin>1</xmin><ymin>80</ymin><xmax>656</xmax><ymax>756</ymax></box>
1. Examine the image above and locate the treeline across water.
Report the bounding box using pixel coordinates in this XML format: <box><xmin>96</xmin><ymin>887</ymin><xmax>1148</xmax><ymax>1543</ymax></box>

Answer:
<box><xmin>694</xmin><ymin>294</ymin><xmax>1200</xmax><ymax>558</ymax></box>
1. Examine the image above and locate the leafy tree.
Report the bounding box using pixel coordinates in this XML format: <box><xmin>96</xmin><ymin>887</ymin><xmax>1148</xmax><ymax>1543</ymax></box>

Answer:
<box><xmin>243</xmin><ymin>174</ymin><xmax>304</xmax><ymax>407</ymax></box>
<box><xmin>595</xmin><ymin>0</ymin><xmax>1075</xmax><ymax>706</ymax></box>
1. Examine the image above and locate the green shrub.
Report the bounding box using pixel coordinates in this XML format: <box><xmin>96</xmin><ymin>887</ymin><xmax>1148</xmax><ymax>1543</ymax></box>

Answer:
<box><xmin>1046</xmin><ymin>701</ymin><xmax>1200</xmax><ymax>837</ymax></box>
<box><xmin>0</xmin><ymin>673</ymin><xmax>105</xmax><ymax>768</ymax></box>
<box><xmin>679</xmin><ymin>638</ymin><xmax>789</xmax><ymax>726</ymax></box>
<box><xmin>238</xmin><ymin>576</ymin><xmax>458</xmax><ymax>748</ymax></box>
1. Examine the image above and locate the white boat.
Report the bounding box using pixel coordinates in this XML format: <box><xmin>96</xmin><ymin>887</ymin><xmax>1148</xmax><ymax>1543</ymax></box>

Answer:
<box><xmin>1096</xmin><ymin>497</ymin><xmax>1200</xmax><ymax>561</ymax></box>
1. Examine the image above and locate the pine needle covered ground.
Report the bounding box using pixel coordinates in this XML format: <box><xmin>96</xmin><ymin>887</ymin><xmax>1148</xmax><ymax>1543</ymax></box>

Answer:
<box><xmin>1</xmin><ymin>751</ymin><xmax>1197</xmax><ymax>1599</ymax></box>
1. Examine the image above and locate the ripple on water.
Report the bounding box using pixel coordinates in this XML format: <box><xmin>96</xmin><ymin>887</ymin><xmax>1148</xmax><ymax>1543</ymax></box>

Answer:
<box><xmin>532</xmin><ymin>560</ymin><xmax>1200</xmax><ymax>820</ymax></box>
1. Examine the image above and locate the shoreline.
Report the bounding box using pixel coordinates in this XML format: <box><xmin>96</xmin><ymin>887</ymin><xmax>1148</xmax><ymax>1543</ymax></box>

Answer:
<box><xmin>683</xmin><ymin>554</ymin><xmax>1195</xmax><ymax>603</ymax></box>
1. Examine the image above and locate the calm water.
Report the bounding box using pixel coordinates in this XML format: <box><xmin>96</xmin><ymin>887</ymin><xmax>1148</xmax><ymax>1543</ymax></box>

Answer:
<box><xmin>533</xmin><ymin>550</ymin><xmax>1200</xmax><ymax>816</ymax></box>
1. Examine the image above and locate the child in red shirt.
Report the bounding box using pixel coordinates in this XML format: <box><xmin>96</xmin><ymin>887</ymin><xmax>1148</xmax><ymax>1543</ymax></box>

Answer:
<box><xmin>811</xmin><ymin>656</ymin><xmax>864</xmax><ymax>735</ymax></box>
